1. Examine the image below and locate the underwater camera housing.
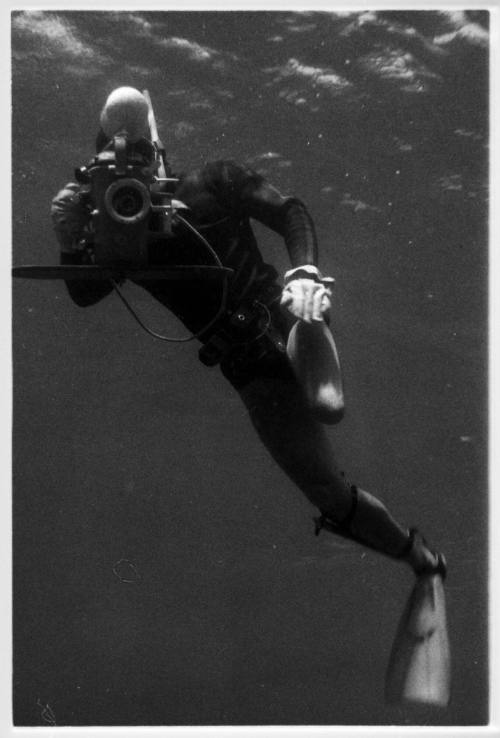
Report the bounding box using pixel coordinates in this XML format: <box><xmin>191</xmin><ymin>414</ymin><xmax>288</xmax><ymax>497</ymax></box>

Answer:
<box><xmin>75</xmin><ymin>133</ymin><xmax>174</xmax><ymax>266</ymax></box>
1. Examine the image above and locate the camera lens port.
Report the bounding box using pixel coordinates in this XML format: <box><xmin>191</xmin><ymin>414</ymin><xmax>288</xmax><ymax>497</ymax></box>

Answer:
<box><xmin>104</xmin><ymin>178</ymin><xmax>151</xmax><ymax>224</ymax></box>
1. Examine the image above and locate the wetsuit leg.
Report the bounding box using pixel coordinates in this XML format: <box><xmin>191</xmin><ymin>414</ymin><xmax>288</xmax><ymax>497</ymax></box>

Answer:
<box><xmin>237</xmin><ymin>373</ymin><xmax>437</xmax><ymax>569</ymax></box>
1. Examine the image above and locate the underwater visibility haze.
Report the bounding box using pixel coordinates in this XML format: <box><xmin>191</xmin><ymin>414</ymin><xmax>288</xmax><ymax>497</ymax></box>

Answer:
<box><xmin>11</xmin><ymin>9</ymin><xmax>489</xmax><ymax>727</ymax></box>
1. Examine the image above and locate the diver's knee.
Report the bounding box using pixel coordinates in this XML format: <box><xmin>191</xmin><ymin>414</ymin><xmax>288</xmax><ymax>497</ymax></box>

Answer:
<box><xmin>310</xmin><ymin>386</ymin><xmax>345</xmax><ymax>425</ymax></box>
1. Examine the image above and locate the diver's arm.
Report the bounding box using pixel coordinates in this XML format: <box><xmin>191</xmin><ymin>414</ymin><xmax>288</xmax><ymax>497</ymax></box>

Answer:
<box><xmin>245</xmin><ymin>189</ymin><xmax>319</xmax><ymax>268</ymax></box>
<box><xmin>217</xmin><ymin>160</ymin><xmax>344</xmax><ymax>421</ymax></box>
<box><xmin>208</xmin><ymin>160</ymin><xmax>333</xmax><ymax>319</ymax></box>
<box><xmin>222</xmin><ymin>162</ymin><xmax>332</xmax><ymax>321</ymax></box>
<box><xmin>212</xmin><ymin>160</ymin><xmax>318</xmax><ymax>267</ymax></box>
<box><xmin>51</xmin><ymin>184</ymin><xmax>113</xmax><ymax>307</ymax></box>
<box><xmin>246</xmin><ymin>189</ymin><xmax>336</xmax><ymax>322</ymax></box>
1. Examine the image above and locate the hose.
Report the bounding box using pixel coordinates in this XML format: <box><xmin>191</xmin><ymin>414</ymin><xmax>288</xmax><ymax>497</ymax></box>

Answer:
<box><xmin>111</xmin><ymin>212</ymin><xmax>230</xmax><ymax>343</ymax></box>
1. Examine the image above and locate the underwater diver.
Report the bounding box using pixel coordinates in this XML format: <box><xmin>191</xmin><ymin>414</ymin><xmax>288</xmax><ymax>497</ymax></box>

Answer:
<box><xmin>51</xmin><ymin>86</ymin><xmax>446</xmax><ymax>577</ymax></box>
<box><xmin>50</xmin><ymin>88</ymin><xmax>449</xmax><ymax>703</ymax></box>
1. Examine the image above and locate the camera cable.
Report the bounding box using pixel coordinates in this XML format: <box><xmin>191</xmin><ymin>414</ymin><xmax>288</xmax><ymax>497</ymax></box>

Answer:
<box><xmin>110</xmin><ymin>213</ymin><xmax>230</xmax><ymax>343</ymax></box>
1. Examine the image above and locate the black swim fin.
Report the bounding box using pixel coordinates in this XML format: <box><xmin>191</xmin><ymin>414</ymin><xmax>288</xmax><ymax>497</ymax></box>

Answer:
<box><xmin>385</xmin><ymin>571</ymin><xmax>451</xmax><ymax>706</ymax></box>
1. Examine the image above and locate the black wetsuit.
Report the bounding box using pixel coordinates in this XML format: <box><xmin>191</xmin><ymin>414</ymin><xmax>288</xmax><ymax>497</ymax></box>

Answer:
<box><xmin>54</xmin><ymin>151</ymin><xmax>420</xmax><ymax>561</ymax></box>
<box><xmin>56</xmin><ymin>158</ymin><xmax>318</xmax><ymax>389</ymax></box>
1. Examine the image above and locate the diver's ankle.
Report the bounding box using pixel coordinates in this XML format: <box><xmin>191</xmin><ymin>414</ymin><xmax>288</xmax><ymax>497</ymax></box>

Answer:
<box><xmin>402</xmin><ymin>528</ymin><xmax>447</xmax><ymax>579</ymax></box>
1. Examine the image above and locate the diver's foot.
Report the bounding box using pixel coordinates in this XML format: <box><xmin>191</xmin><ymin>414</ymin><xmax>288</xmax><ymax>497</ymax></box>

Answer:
<box><xmin>402</xmin><ymin>528</ymin><xmax>447</xmax><ymax>579</ymax></box>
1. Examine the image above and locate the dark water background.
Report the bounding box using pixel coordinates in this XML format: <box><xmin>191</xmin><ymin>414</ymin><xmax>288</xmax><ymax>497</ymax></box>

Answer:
<box><xmin>11</xmin><ymin>10</ymin><xmax>489</xmax><ymax>728</ymax></box>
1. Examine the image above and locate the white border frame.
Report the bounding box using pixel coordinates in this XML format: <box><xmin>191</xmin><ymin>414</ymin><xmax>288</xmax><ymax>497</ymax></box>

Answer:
<box><xmin>4</xmin><ymin>3</ymin><xmax>499</xmax><ymax>737</ymax></box>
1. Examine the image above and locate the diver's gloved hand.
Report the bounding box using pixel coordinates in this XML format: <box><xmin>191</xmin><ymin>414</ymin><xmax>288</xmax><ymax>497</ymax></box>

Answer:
<box><xmin>280</xmin><ymin>265</ymin><xmax>334</xmax><ymax>323</ymax></box>
<box><xmin>51</xmin><ymin>184</ymin><xmax>91</xmax><ymax>255</ymax></box>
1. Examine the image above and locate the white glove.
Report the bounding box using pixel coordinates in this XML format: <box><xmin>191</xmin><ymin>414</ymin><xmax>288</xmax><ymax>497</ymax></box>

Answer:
<box><xmin>280</xmin><ymin>265</ymin><xmax>334</xmax><ymax>323</ymax></box>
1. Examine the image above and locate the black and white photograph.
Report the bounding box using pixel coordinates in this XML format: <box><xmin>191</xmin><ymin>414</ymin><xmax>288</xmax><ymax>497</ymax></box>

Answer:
<box><xmin>9</xmin><ymin>6</ymin><xmax>494</xmax><ymax>733</ymax></box>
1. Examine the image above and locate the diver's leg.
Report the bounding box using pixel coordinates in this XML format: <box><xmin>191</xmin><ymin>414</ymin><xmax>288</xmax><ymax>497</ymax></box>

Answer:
<box><xmin>238</xmin><ymin>374</ymin><xmax>442</xmax><ymax>575</ymax></box>
<box><xmin>286</xmin><ymin>320</ymin><xmax>344</xmax><ymax>425</ymax></box>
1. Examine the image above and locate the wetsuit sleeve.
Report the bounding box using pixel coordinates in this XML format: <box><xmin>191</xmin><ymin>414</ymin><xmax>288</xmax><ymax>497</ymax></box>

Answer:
<box><xmin>51</xmin><ymin>184</ymin><xmax>113</xmax><ymax>307</ymax></box>
<box><xmin>209</xmin><ymin>161</ymin><xmax>318</xmax><ymax>267</ymax></box>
